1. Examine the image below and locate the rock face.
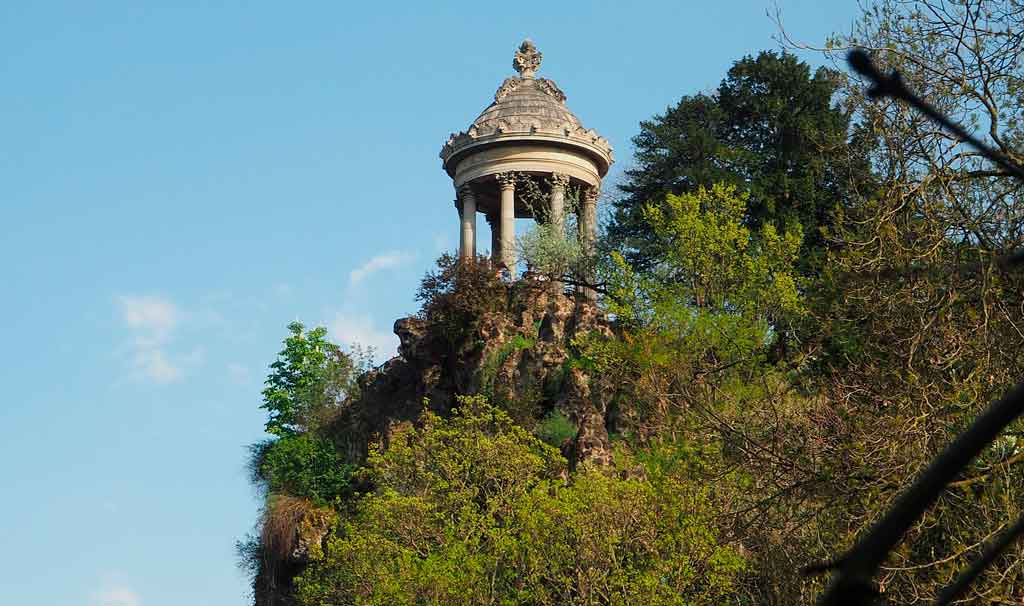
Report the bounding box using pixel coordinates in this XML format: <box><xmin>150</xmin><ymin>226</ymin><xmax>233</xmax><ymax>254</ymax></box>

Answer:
<box><xmin>330</xmin><ymin>285</ymin><xmax>616</xmax><ymax>470</ymax></box>
<box><xmin>255</xmin><ymin>285</ymin><xmax>621</xmax><ymax>606</ymax></box>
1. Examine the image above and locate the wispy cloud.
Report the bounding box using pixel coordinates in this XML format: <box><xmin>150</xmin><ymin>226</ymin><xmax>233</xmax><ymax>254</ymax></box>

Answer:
<box><xmin>118</xmin><ymin>295</ymin><xmax>179</xmax><ymax>336</ymax></box>
<box><xmin>90</xmin><ymin>584</ymin><xmax>141</xmax><ymax>606</ymax></box>
<box><xmin>116</xmin><ymin>295</ymin><xmax>197</xmax><ymax>383</ymax></box>
<box><xmin>349</xmin><ymin>251</ymin><xmax>415</xmax><ymax>286</ymax></box>
<box><xmin>330</xmin><ymin>312</ymin><xmax>397</xmax><ymax>362</ymax></box>
<box><xmin>129</xmin><ymin>348</ymin><xmax>181</xmax><ymax>383</ymax></box>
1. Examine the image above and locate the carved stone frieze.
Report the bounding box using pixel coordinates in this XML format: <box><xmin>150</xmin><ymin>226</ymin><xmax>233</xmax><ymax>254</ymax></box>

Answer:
<box><xmin>494</xmin><ymin>77</ymin><xmax>522</xmax><ymax>102</ymax></box>
<box><xmin>495</xmin><ymin>171</ymin><xmax>517</xmax><ymax>189</ymax></box>
<box><xmin>535</xmin><ymin>78</ymin><xmax>566</xmax><ymax>103</ymax></box>
<box><xmin>549</xmin><ymin>173</ymin><xmax>570</xmax><ymax>189</ymax></box>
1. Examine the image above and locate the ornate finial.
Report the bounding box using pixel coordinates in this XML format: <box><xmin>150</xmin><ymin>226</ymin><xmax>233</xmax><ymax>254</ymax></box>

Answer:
<box><xmin>513</xmin><ymin>39</ymin><xmax>542</xmax><ymax>79</ymax></box>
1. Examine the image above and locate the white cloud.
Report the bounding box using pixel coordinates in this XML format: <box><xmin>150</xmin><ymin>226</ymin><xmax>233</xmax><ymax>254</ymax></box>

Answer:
<box><xmin>349</xmin><ymin>251</ymin><xmax>415</xmax><ymax>286</ymax></box>
<box><xmin>330</xmin><ymin>312</ymin><xmax>398</xmax><ymax>362</ymax></box>
<box><xmin>130</xmin><ymin>348</ymin><xmax>181</xmax><ymax>383</ymax></box>
<box><xmin>115</xmin><ymin>295</ymin><xmax>197</xmax><ymax>383</ymax></box>
<box><xmin>117</xmin><ymin>295</ymin><xmax>179</xmax><ymax>336</ymax></box>
<box><xmin>90</xmin><ymin>585</ymin><xmax>141</xmax><ymax>606</ymax></box>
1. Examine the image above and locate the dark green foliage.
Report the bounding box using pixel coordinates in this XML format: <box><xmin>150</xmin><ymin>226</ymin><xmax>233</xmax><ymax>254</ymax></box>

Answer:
<box><xmin>609</xmin><ymin>50</ymin><xmax>873</xmax><ymax>271</ymax></box>
<box><xmin>255</xmin><ymin>435</ymin><xmax>354</xmax><ymax>505</ymax></box>
<box><xmin>416</xmin><ymin>253</ymin><xmax>508</xmax><ymax>347</ymax></box>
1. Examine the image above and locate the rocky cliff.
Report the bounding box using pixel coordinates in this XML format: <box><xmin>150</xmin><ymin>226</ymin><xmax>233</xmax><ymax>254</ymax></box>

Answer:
<box><xmin>329</xmin><ymin>283</ymin><xmax>618</xmax><ymax>470</ymax></box>
<box><xmin>252</xmin><ymin>279</ymin><xmax>634</xmax><ymax>606</ymax></box>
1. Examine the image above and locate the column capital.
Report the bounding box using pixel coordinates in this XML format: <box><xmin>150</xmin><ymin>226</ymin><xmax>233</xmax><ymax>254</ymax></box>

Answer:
<box><xmin>549</xmin><ymin>172</ymin><xmax>570</xmax><ymax>189</ymax></box>
<box><xmin>583</xmin><ymin>185</ymin><xmax>600</xmax><ymax>205</ymax></box>
<box><xmin>457</xmin><ymin>183</ymin><xmax>476</xmax><ymax>199</ymax></box>
<box><xmin>495</xmin><ymin>171</ymin><xmax>517</xmax><ymax>190</ymax></box>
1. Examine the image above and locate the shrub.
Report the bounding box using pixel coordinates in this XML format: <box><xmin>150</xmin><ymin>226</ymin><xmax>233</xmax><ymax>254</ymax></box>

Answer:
<box><xmin>261</xmin><ymin>322</ymin><xmax>362</xmax><ymax>436</ymax></box>
<box><xmin>416</xmin><ymin>253</ymin><xmax>507</xmax><ymax>346</ymax></box>
<box><xmin>256</xmin><ymin>434</ymin><xmax>354</xmax><ymax>505</ymax></box>
<box><xmin>294</xmin><ymin>397</ymin><xmax>743</xmax><ymax>605</ymax></box>
<box><xmin>535</xmin><ymin>409</ymin><xmax>577</xmax><ymax>446</ymax></box>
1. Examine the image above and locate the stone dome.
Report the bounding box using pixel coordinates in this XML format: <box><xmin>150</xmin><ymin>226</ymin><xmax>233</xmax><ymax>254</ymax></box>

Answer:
<box><xmin>440</xmin><ymin>41</ymin><xmax>613</xmax><ymax>184</ymax></box>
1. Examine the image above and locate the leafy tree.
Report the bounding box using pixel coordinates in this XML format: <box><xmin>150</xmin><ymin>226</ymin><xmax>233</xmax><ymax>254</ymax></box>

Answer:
<box><xmin>604</xmin><ymin>184</ymin><xmax>803</xmax><ymax>353</ymax></box>
<box><xmin>729</xmin><ymin>1</ymin><xmax>1024</xmax><ymax>600</ymax></box>
<box><xmin>609</xmin><ymin>50</ymin><xmax>872</xmax><ymax>271</ymax></box>
<box><xmin>517</xmin><ymin>177</ymin><xmax>589</xmax><ymax>284</ymax></box>
<box><xmin>832</xmin><ymin>0</ymin><xmax>1024</xmax><ymax>252</ymax></box>
<box><xmin>293</xmin><ymin>396</ymin><xmax>743</xmax><ymax>605</ymax></box>
<box><xmin>261</xmin><ymin>321</ymin><xmax>361</xmax><ymax>437</ymax></box>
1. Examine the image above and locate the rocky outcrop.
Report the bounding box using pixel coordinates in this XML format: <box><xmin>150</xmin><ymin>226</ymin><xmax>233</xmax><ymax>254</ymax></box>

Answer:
<box><xmin>331</xmin><ymin>285</ymin><xmax>617</xmax><ymax>469</ymax></box>
<box><xmin>257</xmin><ymin>286</ymin><xmax>622</xmax><ymax>606</ymax></box>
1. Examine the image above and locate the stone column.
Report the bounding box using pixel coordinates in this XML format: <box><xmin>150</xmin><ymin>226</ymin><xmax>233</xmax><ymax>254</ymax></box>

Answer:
<box><xmin>496</xmin><ymin>172</ymin><xmax>517</xmax><ymax>278</ymax></box>
<box><xmin>548</xmin><ymin>173</ymin><xmax>570</xmax><ymax>293</ymax></box>
<box><xmin>458</xmin><ymin>184</ymin><xmax>477</xmax><ymax>261</ymax></box>
<box><xmin>485</xmin><ymin>213</ymin><xmax>500</xmax><ymax>264</ymax></box>
<box><xmin>549</xmin><ymin>173</ymin><xmax>568</xmax><ymax>236</ymax></box>
<box><xmin>578</xmin><ymin>185</ymin><xmax>599</xmax><ymax>301</ymax></box>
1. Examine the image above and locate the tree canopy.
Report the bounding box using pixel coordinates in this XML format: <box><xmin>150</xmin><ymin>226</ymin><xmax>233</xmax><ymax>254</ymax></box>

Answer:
<box><xmin>609</xmin><ymin>50</ymin><xmax>873</xmax><ymax>272</ymax></box>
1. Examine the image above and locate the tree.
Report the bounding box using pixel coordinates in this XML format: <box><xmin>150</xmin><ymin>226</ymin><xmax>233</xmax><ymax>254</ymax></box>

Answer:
<box><xmin>833</xmin><ymin>0</ymin><xmax>1024</xmax><ymax>252</ymax></box>
<box><xmin>416</xmin><ymin>253</ymin><xmax>509</xmax><ymax>347</ymax></box>
<box><xmin>609</xmin><ymin>50</ymin><xmax>873</xmax><ymax>272</ymax></box>
<box><xmin>600</xmin><ymin>184</ymin><xmax>803</xmax><ymax>371</ymax></box>
<box><xmin>293</xmin><ymin>396</ymin><xmax>743</xmax><ymax>606</ymax></box>
<box><xmin>753</xmin><ymin>1</ymin><xmax>1024</xmax><ymax>601</ymax></box>
<box><xmin>261</xmin><ymin>321</ymin><xmax>363</xmax><ymax>437</ymax></box>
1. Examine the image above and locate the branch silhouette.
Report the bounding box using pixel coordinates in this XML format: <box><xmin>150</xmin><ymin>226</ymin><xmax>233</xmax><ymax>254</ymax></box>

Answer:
<box><xmin>812</xmin><ymin>50</ymin><xmax>1024</xmax><ymax>606</ymax></box>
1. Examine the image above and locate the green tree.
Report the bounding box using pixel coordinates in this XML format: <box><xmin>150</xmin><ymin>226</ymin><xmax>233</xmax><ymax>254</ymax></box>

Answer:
<box><xmin>293</xmin><ymin>396</ymin><xmax>743</xmax><ymax>606</ymax></box>
<box><xmin>254</xmin><ymin>434</ymin><xmax>353</xmax><ymax>505</ymax></box>
<box><xmin>261</xmin><ymin>321</ymin><xmax>362</xmax><ymax>437</ymax></box>
<box><xmin>604</xmin><ymin>184</ymin><xmax>803</xmax><ymax>352</ymax></box>
<box><xmin>609</xmin><ymin>50</ymin><xmax>872</xmax><ymax>271</ymax></box>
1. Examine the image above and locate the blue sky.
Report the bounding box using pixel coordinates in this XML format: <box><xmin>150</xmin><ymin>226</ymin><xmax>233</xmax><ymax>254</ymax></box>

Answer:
<box><xmin>1</xmin><ymin>2</ymin><xmax>861</xmax><ymax>605</ymax></box>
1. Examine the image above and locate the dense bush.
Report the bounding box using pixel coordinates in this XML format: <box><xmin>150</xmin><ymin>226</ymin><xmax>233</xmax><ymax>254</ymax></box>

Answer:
<box><xmin>416</xmin><ymin>253</ymin><xmax>508</xmax><ymax>346</ymax></box>
<box><xmin>255</xmin><ymin>435</ymin><xmax>354</xmax><ymax>505</ymax></box>
<box><xmin>534</xmin><ymin>409</ymin><xmax>576</xmax><ymax>447</ymax></box>
<box><xmin>293</xmin><ymin>396</ymin><xmax>743</xmax><ymax>606</ymax></box>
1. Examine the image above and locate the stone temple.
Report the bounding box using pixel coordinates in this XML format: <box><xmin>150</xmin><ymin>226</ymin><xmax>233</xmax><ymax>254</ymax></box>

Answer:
<box><xmin>440</xmin><ymin>40</ymin><xmax>613</xmax><ymax>298</ymax></box>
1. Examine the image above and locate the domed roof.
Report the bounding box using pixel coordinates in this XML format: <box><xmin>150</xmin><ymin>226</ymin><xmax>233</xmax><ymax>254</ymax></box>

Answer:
<box><xmin>440</xmin><ymin>41</ymin><xmax>613</xmax><ymax>178</ymax></box>
<box><xmin>470</xmin><ymin>77</ymin><xmax>581</xmax><ymax>134</ymax></box>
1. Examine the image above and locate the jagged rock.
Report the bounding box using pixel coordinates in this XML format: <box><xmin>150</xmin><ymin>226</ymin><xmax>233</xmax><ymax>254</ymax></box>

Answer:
<box><xmin>573</xmin><ymin>411</ymin><xmax>614</xmax><ymax>468</ymax></box>
<box><xmin>394</xmin><ymin>317</ymin><xmax>427</xmax><ymax>361</ymax></box>
<box><xmin>335</xmin><ymin>290</ymin><xmax>618</xmax><ymax>472</ymax></box>
<box><xmin>538</xmin><ymin>294</ymin><xmax>575</xmax><ymax>342</ymax></box>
